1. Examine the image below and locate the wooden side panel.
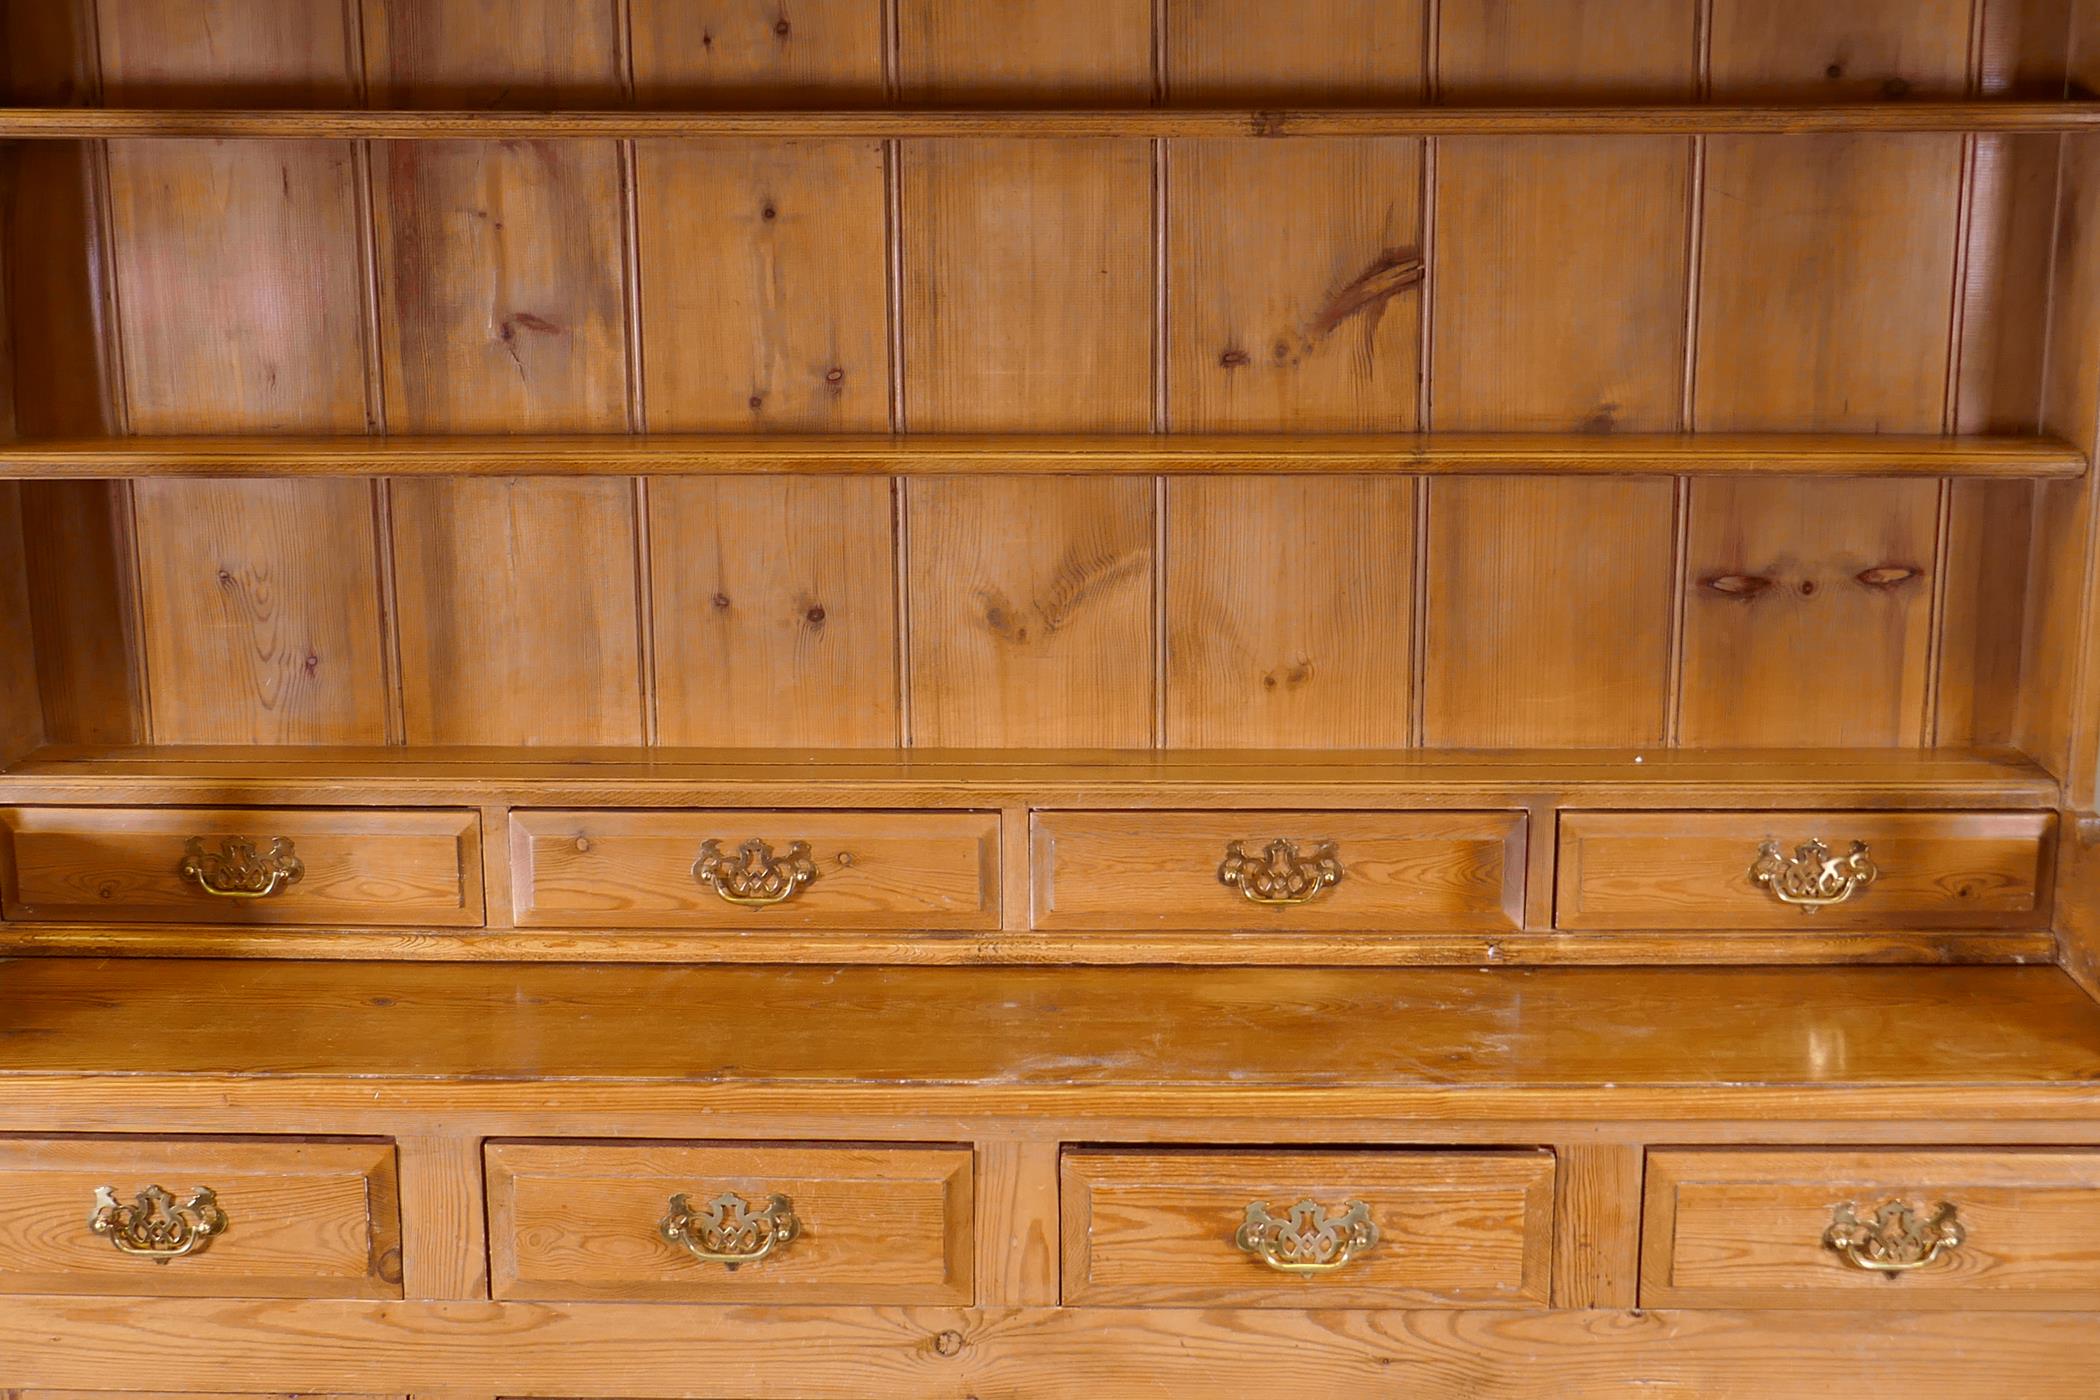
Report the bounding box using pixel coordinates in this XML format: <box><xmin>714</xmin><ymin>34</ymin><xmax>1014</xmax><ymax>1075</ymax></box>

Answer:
<box><xmin>1432</xmin><ymin>0</ymin><xmax>1694</xmax><ymax>431</ymax></box>
<box><xmin>627</xmin><ymin>0</ymin><xmax>887</xmax><ymax>106</ymax></box>
<box><xmin>652</xmin><ymin>476</ymin><xmax>900</xmax><ymax>746</ymax></box>
<box><xmin>1162</xmin><ymin>477</ymin><xmax>1414</xmax><ymax>748</ymax></box>
<box><xmin>133</xmin><ymin>481</ymin><xmax>389</xmax><ymax>745</ymax></box>
<box><xmin>1421</xmin><ymin>479</ymin><xmax>1675</xmax><ymax>747</ymax></box>
<box><xmin>1697</xmin><ymin>2</ymin><xmax>1970</xmax><ymax>431</ymax></box>
<box><xmin>0</xmin><ymin>485</ymin><xmax>41</xmax><ymax>762</ymax></box>
<box><xmin>905</xmin><ymin>477</ymin><xmax>1153</xmax><ymax>747</ymax></box>
<box><xmin>1678</xmin><ymin>479</ymin><xmax>1941</xmax><ymax>746</ymax></box>
<box><xmin>1937</xmin><ymin>478</ymin><xmax>2032</xmax><ymax>745</ymax></box>
<box><xmin>1166</xmin><ymin>140</ymin><xmax>1422</xmax><ymax>431</ymax></box>
<box><xmin>899</xmin><ymin>140</ymin><xmax>1154</xmax><ymax>431</ymax></box>
<box><xmin>894</xmin><ymin>0</ymin><xmax>1153</xmax><ymax>103</ymax></box>
<box><xmin>1162</xmin><ymin>0</ymin><xmax>1426</xmax><ymax>103</ymax></box>
<box><xmin>390</xmin><ymin>479</ymin><xmax>644</xmax><ymax>746</ymax></box>
<box><xmin>634</xmin><ymin>139</ymin><xmax>890</xmax><ymax>431</ymax></box>
<box><xmin>15</xmin><ymin>483</ymin><xmax>138</xmax><ymax>746</ymax></box>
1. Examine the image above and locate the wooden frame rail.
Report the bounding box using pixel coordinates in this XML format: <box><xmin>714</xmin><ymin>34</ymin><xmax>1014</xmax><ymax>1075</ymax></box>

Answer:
<box><xmin>0</xmin><ymin>433</ymin><xmax>2081</xmax><ymax>479</ymax></box>
<box><xmin>4</xmin><ymin>102</ymin><xmax>2100</xmax><ymax>139</ymax></box>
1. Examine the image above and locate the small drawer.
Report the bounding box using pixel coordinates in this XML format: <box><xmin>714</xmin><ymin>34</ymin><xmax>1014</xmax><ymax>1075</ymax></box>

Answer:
<box><xmin>1643</xmin><ymin>1149</ymin><xmax>2100</xmax><ymax>1309</ymax></box>
<box><xmin>1031</xmin><ymin>811</ymin><xmax>1526</xmax><ymax>931</ymax></box>
<box><xmin>509</xmin><ymin>810</ymin><xmax>999</xmax><ymax>929</ymax></box>
<box><xmin>1555</xmin><ymin>810</ymin><xmax>2055</xmax><ymax>930</ymax></box>
<box><xmin>0</xmin><ymin>806</ymin><xmax>483</xmax><ymax>926</ymax></box>
<box><xmin>485</xmin><ymin>1141</ymin><xmax>974</xmax><ymax>1303</ymax></box>
<box><xmin>1061</xmin><ymin>1148</ymin><xmax>1553</xmax><ymax>1307</ymax></box>
<box><xmin>0</xmin><ymin>1136</ymin><xmax>401</xmax><ymax>1298</ymax></box>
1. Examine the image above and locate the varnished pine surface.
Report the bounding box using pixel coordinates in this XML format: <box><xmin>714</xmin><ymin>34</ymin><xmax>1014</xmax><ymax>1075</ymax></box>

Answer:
<box><xmin>2</xmin><ymin>960</ymin><xmax>2097</xmax><ymax>1092</ymax></box>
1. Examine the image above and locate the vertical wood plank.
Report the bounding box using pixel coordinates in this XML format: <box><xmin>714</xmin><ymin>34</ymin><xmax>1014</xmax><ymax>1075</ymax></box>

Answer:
<box><xmin>96</xmin><ymin>0</ymin><xmax>361</xmax><ymax>104</ymax></box>
<box><xmin>1163</xmin><ymin>477</ymin><xmax>1414</xmax><ymax>749</ymax></box>
<box><xmin>894</xmin><ymin>0</ymin><xmax>1153</xmax><ymax>103</ymax></box>
<box><xmin>17</xmin><ymin>483</ymin><xmax>141</xmax><ymax>745</ymax></box>
<box><xmin>1162</xmin><ymin>0</ymin><xmax>1426</xmax><ymax>103</ymax></box>
<box><xmin>627</xmin><ymin>0</ymin><xmax>887</xmax><ymax>106</ymax></box>
<box><xmin>359</xmin><ymin>0</ymin><xmax>627</xmax><ymax>107</ymax></box>
<box><xmin>390</xmin><ymin>478</ymin><xmax>645</xmax><ymax>746</ymax></box>
<box><xmin>0</xmin><ymin>484</ymin><xmax>44</xmax><ymax>763</ymax></box>
<box><xmin>907</xmin><ymin>477</ymin><xmax>1153</xmax><ymax>747</ymax></box>
<box><xmin>1166</xmin><ymin>140</ymin><xmax>1423</xmax><ymax>431</ymax></box>
<box><xmin>1697</xmin><ymin>1</ymin><xmax>1971</xmax><ymax>431</ymax></box>
<box><xmin>1552</xmin><ymin>1142</ymin><xmax>1642</xmax><ymax>1310</ymax></box>
<box><xmin>899</xmin><ymin>139</ymin><xmax>1155</xmax><ymax>431</ymax></box>
<box><xmin>635</xmin><ymin>139</ymin><xmax>890</xmax><ymax>431</ymax></box>
<box><xmin>975</xmin><ymin>1140</ymin><xmax>1061</xmax><ymax>1307</ymax></box>
<box><xmin>1421</xmin><ymin>479</ymin><xmax>1675</xmax><ymax>748</ymax></box>
<box><xmin>395</xmin><ymin>1135</ymin><xmax>489</xmax><ymax>1302</ymax></box>
<box><xmin>651</xmin><ymin>476</ymin><xmax>900</xmax><ymax>747</ymax></box>
<box><xmin>1678</xmin><ymin>479</ymin><xmax>1941</xmax><ymax>747</ymax></box>
<box><xmin>1937</xmin><ymin>477</ymin><xmax>2031</xmax><ymax>744</ymax></box>
<box><xmin>132</xmin><ymin>480</ymin><xmax>390</xmax><ymax>745</ymax></box>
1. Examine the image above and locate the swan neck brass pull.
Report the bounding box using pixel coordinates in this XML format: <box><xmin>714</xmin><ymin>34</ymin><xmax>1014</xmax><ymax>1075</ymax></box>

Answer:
<box><xmin>1234</xmin><ymin>1198</ymin><xmax>1379</xmax><ymax>1273</ymax></box>
<box><xmin>660</xmin><ymin>1191</ymin><xmax>800</xmax><ymax>1266</ymax></box>
<box><xmin>89</xmin><ymin>1185</ymin><xmax>227</xmax><ymax>1261</ymax></box>
<box><xmin>693</xmin><ymin>839</ymin><xmax>819</xmax><ymax>906</ymax></box>
<box><xmin>179</xmin><ymin>836</ymin><xmax>303</xmax><ymax>899</ymax></box>
<box><xmin>1218</xmin><ymin>839</ymin><xmax>1343</xmax><ymax>906</ymax></box>
<box><xmin>1750</xmin><ymin>838</ymin><xmax>1876</xmax><ymax>909</ymax></box>
<box><xmin>1824</xmin><ymin>1200</ymin><xmax>1964</xmax><ymax>1274</ymax></box>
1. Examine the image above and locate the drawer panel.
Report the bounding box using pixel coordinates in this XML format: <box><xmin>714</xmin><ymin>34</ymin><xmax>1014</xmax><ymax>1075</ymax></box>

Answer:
<box><xmin>1032</xmin><ymin>811</ymin><xmax>1526</xmax><ymax>931</ymax></box>
<box><xmin>0</xmin><ymin>807</ymin><xmax>482</xmax><ymax>926</ymax></box>
<box><xmin>1643</xmin><ymin>1149</ymin><xmax>2100</xmax><ymax>1309</ymax></box>
<box><xmin>486</xmin><ymin>1141</ymin><xmax>974</xmax><ymax>1302</ymax></box>
<box><xmin>1555</xmin><ymin>810</ymin><xmax>2055</xmax><ymax>930</ymax></box>
<box><xmin>1061</xmin><ymin>1148</ymin><xmax>1554</xmax><ymax>1307</ymax></box>
<box><xmin>0</xmin><ymin>1137</ymin><xmax>401</xmax><ymax>1298</ymax></box>
<box><xmin>510</xmin><ymin>810</ymin><xmax>999</xmax><ymax>928</ymax></box>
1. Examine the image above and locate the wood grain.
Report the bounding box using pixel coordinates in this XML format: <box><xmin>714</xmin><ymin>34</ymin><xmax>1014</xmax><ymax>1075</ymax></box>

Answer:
<box><xmin>0</xmin><ymin>487</ymin><xmax>41</xmax><ymax>763</ymax></box>
<box><xmin>0</xmin><ymin>1137</ymin><xmax>399</xmax><ymax>1300</ymax></box>
<box><xmin>1552</xmin><ymin>1143</ymin><xmax>1641</xmax><ymax>1309</ymax></box>
<box><xmin>905</xmin><ymin>477</ymin><xmax>1154</xmax><ymax>746</ymax></box>
<box><xmin>1162</xmin><ymin>0</ymin><xmax>1426</xmax><ymax>104</ymax></box>
<box><xmin>1062</xmin><ymin>1148</ymin><xmax>1554</xmax><ymax>1308</ymax></box>
<box><xmin>132</xmin><ymin>480</ymin><xmax>390</xmax><ymax>745</ymax></box>
<box><xmin>389</xmin><ymin>478</ymin><xmax>645</xmax><ymax>746</ymax></box>
<box><xmin>1555</xmin><ymin>809</ymin><xmax>2056</xmax><ymax>932</ymax></box>
<box><xmin>894</xmin><ymin>0</ymin><xmax>1154</xmax><ymax>104</ymax></box>
<box><xmin>359</xmin><ymin>0</ymin><xmax>626</xmax><ymax>108</ymax></box>
<box><xmin>1162</xmin><ymin>477</ymin><xmax>1414</xmax><ymax>747</ymax></box>
<box><xmin>1031</xmin><ymin>809</ymin><xmax>1525</xmax><ymax>932</ymax></box>
<box><xmin>96</xmin><ymin>0</ymin><xmax>360</xmax><ymax>106</ymax></box>
<box><xmin>485</xmin><ymin>1141</ymin><xmax>973</xmax><ymax>1303</ymax></box>
<box><xmin>650</xmin><ymin>476</ymin><xmax>900</xmax><ymax>746</ymax></box>
<box><xmin>394</xmin><ymin>1136</ymin><xmax>487</xmax><ymax>1302</ymax></box>
<box><xmin>508</xmin><ymin>808</ymin><xmax>999</xmax><ymax>929</ymax></box>
<box><xmin>1167</xmin><ymin>139</ymin><xmax>1423</xmax><ymax>430</ymax></box>
<box><xmin>628</xmin><ymin>0</ymin><xmax>887</xmax><ymax>107</ymax></box>
<box><xmin>634</xmin><ymin>139</ymin><xmax>890</xmax><ymax>430</ymax></box>
<box><xmin>899</xmin><ymin>140</ymin><xmax>1154</xmax><ymax>430</ymax></box>
<box><xmin>1677</xmin><ymin>478</ymin><xmax>1941</xmax><ymax>746</ymax></box>
<box><xmin>0</xmin><ymin>805</ymin><xmax>482</xmax><ymax>927</ymax></box>
<box><xmin>1420</xmin><ymin>478</ymin><xmax>1676</xmax><ymax>746</ymax></box>
<box><xmin>974</xmin><ymin>1141</ymin><xmax>1060</xmax><ymax>1307</ymax></box>
<box><xmin>1643</xmin><ymin>1148</ymin><xmax>2100</xmax><ymax>1309</ymax></box>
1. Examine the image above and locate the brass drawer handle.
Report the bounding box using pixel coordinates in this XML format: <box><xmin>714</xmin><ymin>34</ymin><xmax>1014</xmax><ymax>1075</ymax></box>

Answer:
<box><xmin>1219</xmin><ymin>839</ymin><xmax>1343</xmax><ymax>906</ymax></box>
<box><xmin>693</xmin><ymin>838</ymin><xmax>819</xmax><ymax>907</ymax></box>
<box><xmin>1824</xmin><ymin>1200</ymin><xmax>1964</xmax><ymax>1274</ymax></box>
<box><xmin>89</xmin><ymin>1185</ymin><xmax>227</xmax><ymax>1262</ymax></box>
<box><xmin>1750</xmin><ymin>838</ymin><xmax>1877</xmax><ymax>909</ymax></box>
<box><xmin>179</xmin><ymin>836</ymin><xmax>303</xmax><ymax>899</ymax></box>
<box><xmin>1234</xmin><ymin>1198</ymin><xmax>1379</xmax><ymax>1274</ymax></box>
<box><xmin>660</xmin><ymin>1190</ymin><xmax>800</xmax><ymax>1266</ymax></box>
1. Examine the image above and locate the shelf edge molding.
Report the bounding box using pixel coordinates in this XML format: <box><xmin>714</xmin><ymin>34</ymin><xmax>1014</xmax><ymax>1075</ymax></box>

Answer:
<box><xmin>0</xmin><ymin>433</ymin><xmax>2083</xmax><ymax>480</ymax></box>
<box><xmin>5</xmin><ymin>101</ymin><xmax>2100</xmax><ymax>139</ymax></box>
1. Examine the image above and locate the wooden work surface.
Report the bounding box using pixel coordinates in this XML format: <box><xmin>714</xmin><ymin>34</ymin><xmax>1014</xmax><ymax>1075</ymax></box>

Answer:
<box><xmin>4</xmin><ymin>959</ymin><xmax>2097</xmax><ymax>1096</ymax></box>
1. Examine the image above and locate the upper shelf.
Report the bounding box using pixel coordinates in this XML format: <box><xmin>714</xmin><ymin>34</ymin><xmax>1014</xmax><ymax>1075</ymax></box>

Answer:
<box><xmin>0</xmin><ymin>433</ymin><xmax>2082</xmax><ymax>480</ymax></box>
<box><xmin>5</xmin><ymin>101</ymin><xmax>2100</xmax><ymax>140</ymax></box>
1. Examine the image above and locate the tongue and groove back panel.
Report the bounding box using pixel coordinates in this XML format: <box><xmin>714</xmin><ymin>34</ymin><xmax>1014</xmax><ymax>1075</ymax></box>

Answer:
<box><xmin>0</xmin><ymin>0</ymin><xmax>2086</xmax><ymax>764</ymax></box>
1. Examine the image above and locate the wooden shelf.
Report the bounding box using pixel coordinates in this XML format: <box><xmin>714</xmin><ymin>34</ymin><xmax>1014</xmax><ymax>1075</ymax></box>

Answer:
<box><xmin>4</xmin><ymin>102</ymin><xmax>2100</xmax><ymax>140</ymax></box>
<box><xmin>0</xmin><ymin>433</ymin><xmax>2082</xmax><ymax>480</ymax></box>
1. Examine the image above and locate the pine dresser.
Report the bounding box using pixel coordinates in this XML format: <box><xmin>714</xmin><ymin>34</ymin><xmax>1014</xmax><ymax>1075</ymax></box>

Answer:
<box><xmin>6</xmin><ymin>2</ymin><xmax>2100</xmax><ymax>1397</ymax></box>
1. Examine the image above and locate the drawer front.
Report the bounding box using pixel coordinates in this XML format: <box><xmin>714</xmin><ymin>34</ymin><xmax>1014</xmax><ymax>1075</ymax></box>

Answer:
<box><xmin>510</xmin><ymin>811</ymin><xmax>999</xmax><ymax>929</ymax></box>
<box><xmin>1032</xmin><ymin>811</ymin><xmax>1526</xmax><ymax>931</ymax></box>
<box><xmin>1643</xmin><ymin>1149</ymin><xmax>2100</xmax><ymax>1309</ymax></box>
<box><xmin>0</xmin><ymin>807</ymin><xmax>483</xmax><ymax>926</ymax></box>
<box><xmin>1556</xmin><ymin>810</ymin><xmax>2055</xmax><ymax>930</ymax></box>
<box><xmin>1061</xmin><ymin>1148</ymin><xmax>1554</xmax><ymax>1307</ymax></box>
<box><xmin>0</xmin><ymin>1137</ymin><xmax>401</xmax><ymax>1298</ymax></box>
<box><xmin>486</xmin><ymin>1141</ymin><xmax>974</xmax><ymax>1302</ymax></box>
